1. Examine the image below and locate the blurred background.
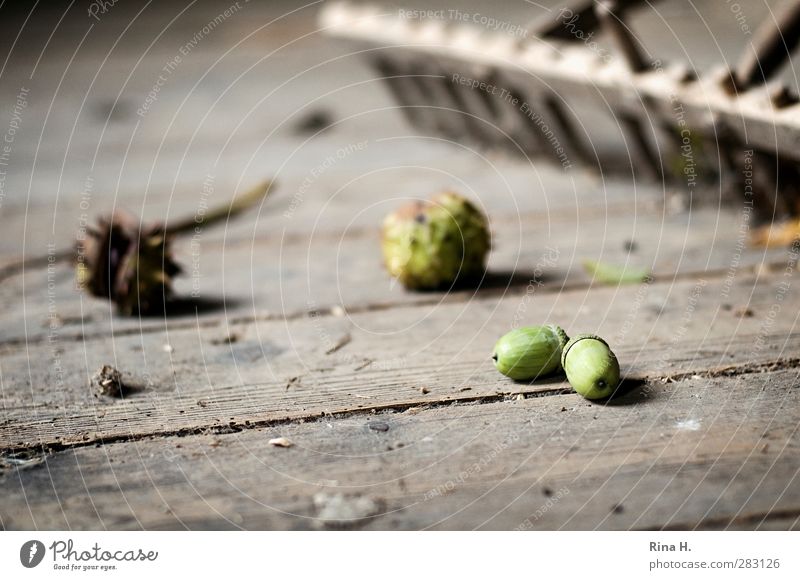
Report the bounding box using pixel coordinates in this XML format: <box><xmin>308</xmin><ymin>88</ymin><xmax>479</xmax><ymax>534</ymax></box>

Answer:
<box><xmin>0</xmin><ymin>0</ymin><xmax>792</xmax><ymax>326</ymax></box>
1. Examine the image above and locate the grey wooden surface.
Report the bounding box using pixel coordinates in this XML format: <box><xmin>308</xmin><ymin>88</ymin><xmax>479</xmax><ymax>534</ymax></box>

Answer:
<box><xmin>1</xmin><ymin>0</ymin><xmax>798</xmax><ymax>530</ymax></box>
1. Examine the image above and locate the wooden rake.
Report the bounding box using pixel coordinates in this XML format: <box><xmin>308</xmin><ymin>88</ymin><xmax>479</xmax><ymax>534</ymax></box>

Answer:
<box><xmin>320</xmin><ymin>0</ymin><xmax>800</xmax><ymax>220</ymax></box>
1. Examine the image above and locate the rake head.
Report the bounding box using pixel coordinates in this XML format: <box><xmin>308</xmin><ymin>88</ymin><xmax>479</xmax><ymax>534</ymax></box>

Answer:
<box><xmin>320</xmin><ymin>0</ymin><xmax>800</xmax><ymax>221</ymax></box>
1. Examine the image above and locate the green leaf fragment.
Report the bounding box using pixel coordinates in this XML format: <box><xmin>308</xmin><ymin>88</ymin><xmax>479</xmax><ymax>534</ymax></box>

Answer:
<box><xmin>582</xmin><ymin>259</ymin><xmax>651</xmax><ymax>285</ymax></box>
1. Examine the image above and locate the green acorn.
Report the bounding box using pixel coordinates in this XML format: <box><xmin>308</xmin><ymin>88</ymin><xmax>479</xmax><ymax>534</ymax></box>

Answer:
<box><xmin>492</xmin><ymin>325</ymin><xmax>569</xmax><ymax>381</ymax></box>
<box><xmin>381</xmin><ymin>191</ymin><xmax>490</xmax><ymax>290</ymax></box>
<box><xmin>561</xmin><ymin>334</ymin><xmax>620</xmax><ymax>400</ymax></box>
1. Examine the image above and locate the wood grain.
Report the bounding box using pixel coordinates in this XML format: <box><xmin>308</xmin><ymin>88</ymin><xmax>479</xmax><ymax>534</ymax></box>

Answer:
<box><xmin>1</xmin><ymin>268</ymin><xmax>798</xmax><ymax>450</ymax></box>
<box><xmin>1</xmin><ymin>368</ymin><xmax>797</xmax><ymax>530</ymax></box>
<box><xmin>1</xmin><ymin>0</ymin><xmax>798</xmax><ymax>532</ymax></box>
<box><xmin>0</xmin><ymin>205</ymin><xmax>784</xmax><ymax>345</ymax></box>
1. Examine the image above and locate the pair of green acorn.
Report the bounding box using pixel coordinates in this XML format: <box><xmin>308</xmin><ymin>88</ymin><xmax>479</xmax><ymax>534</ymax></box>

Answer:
<box><xmin>492</xmin><ymin>325</ymin><xmax>620</xmax><ymax>400</ymax></box>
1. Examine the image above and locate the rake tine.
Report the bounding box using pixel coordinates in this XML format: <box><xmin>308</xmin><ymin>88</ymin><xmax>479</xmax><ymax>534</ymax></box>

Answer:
<box><xmin>527</xmin><ymin>0</ymin><xmax>656</xmax><ymax>41</ymax></box>
<box><xmin>456</xmin><ymin>67</ymin><xmax>512</xmax><ymax>149</ymax></box>
<box><xmin>733</xmin><ymin>0</ymin><xmax>800</xmax><ymax>92</ymax></box>
<box><xmin>542</xmin><ymin>94</ymin><xmax>595</xmax><ymax>168</ymax></box>
<box><xmin>527</xmin><ymin>0</ymin><xmax>602</xmax><ymax>41</ymax></box>
<box><xmin>479</xmin><ymin>72</ymin><xmax>543</xmax><ymax>156</ymax></box>
<box><xmin>750</xmin><ymin>150</ymin><xmax>784</xmax><ymax>220</ymax></box>
<box><xmin>405</xmin><ymin>60</ymin><xmax>472</xmax><ymax>140</ymax></box>
<box><xmin>595</xmin><ymin>0</ymin><xmax>650</xmax><ymax>73</ymax></box>
<box><xmin>437</xmin><ymin>64</ymin><xmax>502</xmax><ymax>146</ymax></box>
<box><xmin>471</xmin><ymin>73</ymin><xmax>546</xmax><ymax>155</ymax></box>
<box><xmin>514</xmin><ymin>93</ymin><xmax>577</xmax><ymax>165</ymax></box>
<box><xmin>767</xmin><ymin>82</ymin><xmax>798</xmax><ymax>108</ymax></box>
<box><xmin>777</xmin><ymin>155</ymin><xmax>800</xmax><ymax>215</ymax></box>
<box><xmin>619</xmin><ymin>113</ymin><xmax>664</xmax><ymax>181</ymax></box>
<box><xmin>373</xmin><ymin>56</ymin><xmax>431</xmax><ymax>132</ymax></box>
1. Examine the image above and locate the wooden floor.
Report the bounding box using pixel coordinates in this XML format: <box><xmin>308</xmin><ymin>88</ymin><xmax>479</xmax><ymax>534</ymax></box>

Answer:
<box><xmin>1</xmin><ymin>1</ymin><xmax>799</xmax><ymax>530</ymax></box>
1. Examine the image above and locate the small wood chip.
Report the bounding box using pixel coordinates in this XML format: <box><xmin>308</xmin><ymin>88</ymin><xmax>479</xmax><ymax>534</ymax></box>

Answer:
<box><xmin>269</xmin><ymin>437</ymin><xmax>293</xmax><ymax>448</ymax></box>
<box><xmin>419</xmin><ymin>386</ymin><xmax>430</xmax><ymax>394</ymax></box>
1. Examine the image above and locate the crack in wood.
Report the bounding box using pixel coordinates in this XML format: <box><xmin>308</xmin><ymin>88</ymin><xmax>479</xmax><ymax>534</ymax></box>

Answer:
<box><xmin>0</xmin><ymin>386</ymin><xmax>576</xmax><ymax>456</ymax></box>
<box><xmin>3</xmin><ymin>354</ymin><xmax>799</xmax><ymax>456</ymax></box>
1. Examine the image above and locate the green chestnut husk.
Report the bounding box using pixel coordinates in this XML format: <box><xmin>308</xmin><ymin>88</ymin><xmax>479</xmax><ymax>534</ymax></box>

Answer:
<box><xmin>381</xmin><ymin>191</ymin><xmax>490</xmax><ymax>291</ymax></box>
<box><xmin>561</xmin><ymin>334</ymin><xmax>620</xmax><ymax>399</ymax></box>
<box><xmin>492</xmin><ymin>325</ymin><xmax>569</xmax><ymax>381</ymax></box>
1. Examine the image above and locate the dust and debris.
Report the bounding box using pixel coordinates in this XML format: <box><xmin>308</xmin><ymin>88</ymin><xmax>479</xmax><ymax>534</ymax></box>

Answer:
<box><xmin>293</xmin><ymin>109</ymin><xmax>334</xmax><ymax>135</ymax></box>
<box><xmin>612</xmin><ymin>503</ymin><xmax>625</xmax><ymax>514</ymax></box>
<box><xmin>0</xmin><ymin>450</ymin><xmax>47</xmax><ymax>471</ymax></box>
<box><xmin>269</xmin><ymin>437</ymin><xmax>293</xmax><ymax>448</ymax></box>
<box><xmin>162</xmin><ymin>344</ymin><xmax>174</xmax><ymax>353</ymax></box>
<box><xmin>325</xmin><ymin>333</ymin><xmax>351</xmax><ymax>355</ymax></box>
<box><xmin>285</xmin><ymin>376</ymin><xmax>300</xmax><ymax>390</ymax></box>
<box><xmin>354</xmin><ymin>359</ymin><xmax>373</xmax><ymax>371</ymax></box>
<box><xmin>753</xmin><ymin>263</ymin><xmax>772</xmax><ymax>278</ymax></box>
<box><xmin>197</xmin><ymin>399</ymin><xmax>210</xmax><ymax>408</ymax></box>
<box><xmin>733</xmin><ymin>306</ymin><xmax>754</xmax><ymax>318</ymax></box>
<box><xmin>46</xmin><ymin>313</ymin><xmax>64</xmax><ymax>329</ymax></box>
<box><xmin>330</xmin><ymin>305</ymin><xmax>346</xmax><ymax>317</ymax></box>
<box><xmin>675</xmin><ymin>418</ymin><xmax>701</xmax><ymax>431</ymax></box>
<box><xmin>312</xmin><ymin>492</ymin><xmax>384</xmax><ymax>530</ymax></box>
<box><xmin>667</xmin><ymin>192</ymin><xmax>688</xmax><ymax>214</ymax></box>
<box><xmin>210</xmin><ymin>332</ymin><xmax>240</xmax><ymax>345</ymax></box>
<box><xmin>623</xmin><ymin>239</ymin><xmax>638</xmax><ymax>253</ymax></box>
<box><xmin>516</xmin><ymin>393</ymin><xmax>525</xmax><ymax>401</ymax></box>
<box><xmin>419</xmin><ymin>386</ymin><xmax>430</xmax><ymax>394</ymax></box>
<box><xmin>368</xmin><ymin>421</ymin><xmax>390</xmax><ymax>432</ymax></box>
<box><xmin>92</xmin><ymin>365</ymin><xmax>125</xmax><ymax>398</ymax></box>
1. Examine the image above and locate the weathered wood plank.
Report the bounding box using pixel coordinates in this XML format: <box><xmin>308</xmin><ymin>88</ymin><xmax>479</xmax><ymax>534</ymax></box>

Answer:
<box><xmin>0</xmin><ymin>206</ymin><xmax>781</xmax><ymax>345</ymax></box>
<box><xmin>1</xmin><ymin>369</ymin><xmax>797</xmax><ymax>530</ymax></box>
<box><xmin>0</xmin><ymin>0</ymin><xmax>647</xmax><ymax>266</ymax></box>
<box><xmin>1</xmin><ymin>268</ymin><xmax>798</xmax><ymax>449</ymax></box>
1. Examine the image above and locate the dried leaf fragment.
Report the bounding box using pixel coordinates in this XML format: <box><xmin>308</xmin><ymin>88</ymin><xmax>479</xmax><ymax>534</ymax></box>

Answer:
<box><xmin>750</xmin><ymin>218</ymin><xmax>800</xmax><ymax>248</ymax></box>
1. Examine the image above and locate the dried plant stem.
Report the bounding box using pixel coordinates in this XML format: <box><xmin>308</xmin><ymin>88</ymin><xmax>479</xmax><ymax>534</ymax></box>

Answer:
<box><xmin>164</xmin><ymin>179</ymin><xmax>275</xmax><ymax>237</ymax></box>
